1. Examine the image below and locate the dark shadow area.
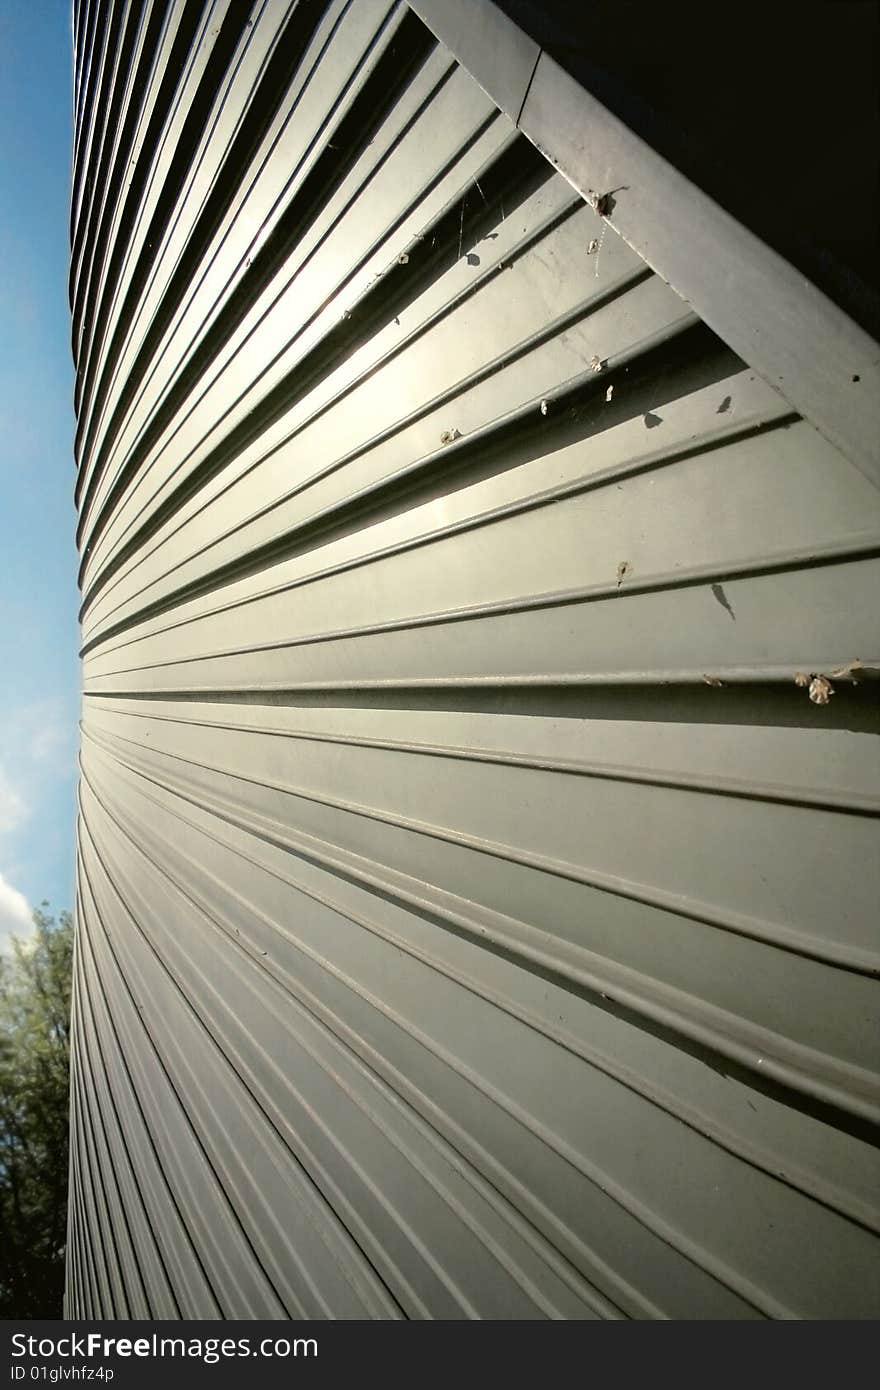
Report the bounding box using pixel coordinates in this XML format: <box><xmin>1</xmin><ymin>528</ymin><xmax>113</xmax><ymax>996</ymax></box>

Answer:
<box><xmin>497</xmin><ymin>0</ymin><xmax>880</xmax><ymax>340</ymax></box>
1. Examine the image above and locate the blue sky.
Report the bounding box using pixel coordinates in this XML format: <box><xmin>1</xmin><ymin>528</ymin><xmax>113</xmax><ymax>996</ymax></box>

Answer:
<box><xmin>0</xmin><ymin>0</ymin><xmax>79</xmax><ymax>943</ymax></box>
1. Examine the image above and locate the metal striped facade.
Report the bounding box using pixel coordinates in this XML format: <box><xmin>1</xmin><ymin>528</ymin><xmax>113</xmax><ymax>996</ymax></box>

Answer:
<box><xmin>66</xmin><ymin>0</ymin><xmax>880</xmax><ymax>1320</ymax></box>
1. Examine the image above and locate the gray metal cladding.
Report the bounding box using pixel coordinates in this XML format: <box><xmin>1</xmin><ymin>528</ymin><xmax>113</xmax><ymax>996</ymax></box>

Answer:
<box><xmin>65</xmin><ymin>0</ymin><xmax>880</xmax><ymax>1321</ymax></box>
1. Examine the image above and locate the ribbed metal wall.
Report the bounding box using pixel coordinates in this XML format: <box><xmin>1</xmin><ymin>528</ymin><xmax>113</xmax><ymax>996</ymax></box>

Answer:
<box><xmin>66</xmin><ymin>0</ymin><xmax>880</xmax><ymax>1319</ymax></box>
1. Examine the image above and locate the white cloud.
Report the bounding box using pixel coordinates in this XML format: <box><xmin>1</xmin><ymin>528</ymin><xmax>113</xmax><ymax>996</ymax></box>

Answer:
<box><xmin>0</xmin><ymin>869</ymin><xmax>32</xmax><ymax>949</ymax></box>
<box><xmin>29</xmin><ymin>722</ymin><xmax>66</xmax><ymax>763</ymax></box>
<box><xmin>0</xmin><ymin>701</ymin><xmax>78</xmax><ymax>785</ymax></box>
<box><xmin>0</xmin><ymin>699</ymin><xmax>78</xmax><ymax>926</ymax></box>
<box><xmin>0</xmin><ymin>766</ymin><xmax>28</xmax><ymax>835</ymax></box>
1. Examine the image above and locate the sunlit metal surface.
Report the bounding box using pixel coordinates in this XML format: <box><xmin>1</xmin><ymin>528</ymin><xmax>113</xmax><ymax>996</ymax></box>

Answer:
<box><xmin>66</xmin><ymin>0</ymin><xmax>880</xmax><ymax>1320</ymax></box>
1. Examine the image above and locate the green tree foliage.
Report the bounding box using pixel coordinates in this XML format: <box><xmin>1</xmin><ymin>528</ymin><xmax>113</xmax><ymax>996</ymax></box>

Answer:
<box><xmin>0</xmin><ymin>905</ymin><xmax>73</xmax><ymax>1317</ymax></box>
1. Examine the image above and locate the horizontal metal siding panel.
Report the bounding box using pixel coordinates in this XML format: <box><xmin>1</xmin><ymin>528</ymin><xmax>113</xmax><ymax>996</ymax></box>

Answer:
<box><xmin>67</xmin><ymin>0</ymin><xmax>880</xmax><ymax>1320</ymax></box>
<box><xmin>74</xmin><ymin>0</ymin><xmax>244</xmax><ymax>452</ymax></box>
<box><xmin>71</xmin><ymin>2</ymin><xmax>192</xmax><ymax>412</ymax></box>
<box><xmin>75</xmin><ymin>0</ymin><xmax>426</xmax><ymax>549</ymax></box>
